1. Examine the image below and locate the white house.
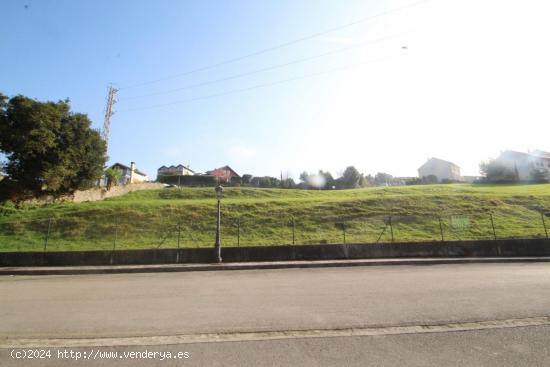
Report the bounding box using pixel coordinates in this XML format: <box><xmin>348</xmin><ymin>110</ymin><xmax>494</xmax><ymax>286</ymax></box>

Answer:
<box><xmin>106</xmin><ymin>162</ymin><xmax>148</xmax><ymax>186</ymax></box>
<box><xmin>493</xmin><ymin>150</ymin><xmax>550</xmax><ymax>181</ymax></box>
<box><xmin>418</xmin><ymin>158</ymin><xmax>462</xmax><ymax>182</ymax></box>
<box><xmin>157</xmin><ymin>164</ymin><xmax>195</xmax><ymax>178</ymax></box>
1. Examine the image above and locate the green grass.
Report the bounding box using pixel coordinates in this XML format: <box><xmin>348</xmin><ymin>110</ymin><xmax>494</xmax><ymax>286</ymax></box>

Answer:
<box><xmin>1</xmin><ymin>183</ymin><xmax>550</xmax><ymax>251</ymax></box>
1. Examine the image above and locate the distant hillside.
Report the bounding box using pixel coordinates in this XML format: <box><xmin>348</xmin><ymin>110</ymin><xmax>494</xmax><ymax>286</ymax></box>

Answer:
<box><xmin>1</xmin><ymin>184</ymin><xmax>550</xmax><ymax>251</ymax></box>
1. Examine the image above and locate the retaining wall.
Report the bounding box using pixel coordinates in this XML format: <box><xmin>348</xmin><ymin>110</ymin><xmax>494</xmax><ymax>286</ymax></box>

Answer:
<box><xmin>1</xmin><ymin>238</ymin><xmax>549</xmax><ymax>267</ymax></box>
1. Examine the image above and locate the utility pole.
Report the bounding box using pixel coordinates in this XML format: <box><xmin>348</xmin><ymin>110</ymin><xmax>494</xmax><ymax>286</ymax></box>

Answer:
<box><xmin>101</xmin><ymin>85</ymin><xmax>119</xmax><ymax>155</ymax></box>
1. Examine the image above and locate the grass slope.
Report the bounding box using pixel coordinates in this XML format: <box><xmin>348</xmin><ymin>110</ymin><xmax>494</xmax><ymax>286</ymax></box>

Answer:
<box><xmin>1</xmin><ymin>184</ymin><xmax>550</xmax><ymax>251</ymax></box>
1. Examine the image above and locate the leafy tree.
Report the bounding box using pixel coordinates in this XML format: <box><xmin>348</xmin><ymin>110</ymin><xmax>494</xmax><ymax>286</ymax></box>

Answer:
<box><xmin>406</xmin><ymin>177</ymin><xmax>423</xmax><ymax>185</ymax></box>
<box><xmin>105</xmin><ymin>168</ymin><xmax>122</xmax><ymax>190</ymax></box>
<box><xmin>359</xmin><ymin>174</ymin><xmax>374</xmax><ymax>187</ymax></box>
<box><xmin>0</xmin><ymin>93</ymin><xmax>106</xmax><ymax>199</ymax></box>
<box><xmin>374</xmin><ymin>172</ymin><xmax>393</xmax><ymax>186</ymax></box>
<box><xmin>479</xmin><ymin>160</ymin><xmax>519</xmax><ymax>183</ymax></box>
<box><xmin>280</xmin><ymin>177</ymin><xmax>296</xmax><ymax>188</ymax></box>
<box><xmin>241</xmin><ymin>174</ymin><xmax>253</xmax><ymax>185</ymax></box>
<box><xmin>421</xmin><ymin>174</ymin><xmax>438</xmax><ymax>184</ymax></box>
<box><xmin>299</xmin><ymin>171</ymin><xmax>309</xmax><ymax>184</ymax></box>
<box><xmin>340</xmin><ymin>166</ymin><xmax>361</xmax><ymax>189</ymax></box>
<box><xmin>530</xmin><ymin>168</ymin><xmax>549</xmax><ymax>183</ymax></box>
<box><xmin>319</xmin><ymin>170</ymin><xmax>335</xmax><ymax>189</ymax></box>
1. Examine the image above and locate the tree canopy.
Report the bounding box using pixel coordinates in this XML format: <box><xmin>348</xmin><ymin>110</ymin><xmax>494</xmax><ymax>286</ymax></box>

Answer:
<box><xmin>0</xmin><ymin>93</ymin><xmax>106</xmax><ymax>199</ymax></box>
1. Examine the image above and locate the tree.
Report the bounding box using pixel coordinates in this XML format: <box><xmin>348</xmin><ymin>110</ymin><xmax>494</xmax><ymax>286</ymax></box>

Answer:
<box><xmin>359</xmin><ymin>174</ymin><xmax>374</xmax><ymax>187</ymax></box>
<box><xmin>479</xmin><ymin>160</ymin><xmax>519</xmax><ymax>183</ymax></box>
<box><xmin>0</xmin><ymin>93</ymin><xmax>106</xmax><ymax>199</ymax></box>
<box><xmin>340</xmin><ymin>166</ymin><xmax>361</xmax><ymax>189</ymax></box>
<box><xmin>530</xmin><ymin>168</ymin><xmax>549</xmax><ymax>183</ymax></box>
<box><xmin>241</xmin><ymin>174</ymin><xmax>253</xmax><ymax>185</ymax></box>
<box><xmin>281</xmin><ymin>177</ymin><xmax>296</xmax><ymax>188</ymax></box>
<box><xmin>319</xmin><ymin>170</ymin><xmax>335</xmax><ymax>189</ymax></box>
<box><xmin>374</xmin><ymin>172</ymin><xmax>393</xmax><ymax>186</ymax></box>
<box><xmin>104</xmin><ymin>168</ymin><xmax>122</xmax><ymax>190</ymax></box>
<box><xmin>421</xmin><ymin>174</ymin><xmax>438</xmax><ymax>184</ymax></box>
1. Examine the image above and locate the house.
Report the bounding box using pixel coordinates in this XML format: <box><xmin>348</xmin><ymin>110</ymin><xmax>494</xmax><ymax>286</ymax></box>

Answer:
<box><xmin>157</xmin><ymin>164</ymin><xmax>195</xmax><ymax>178</ymax></box>
<box><xmin>493</xmin><ymin>150</ymin><xmax>550</xmax><ymax>181</ymax></box>
<box><xmin>418</xmin><ymin>158</ymin><xmax>462</xmax><ymax>182</ymax></box>
<box><xmin>106</xmin><ymin>162</ymin><xmax>148</xmax><ymax>186</ymax></box>
<box><xmin>206</xmin><ymin>165</ymin><xmax>240</xmax><ymax>184</ymax></box>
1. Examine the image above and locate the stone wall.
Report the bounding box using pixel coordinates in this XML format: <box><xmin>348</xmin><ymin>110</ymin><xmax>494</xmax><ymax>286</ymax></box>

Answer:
<box><xmin>72</xmin><ymin>182</ymin><xmax>164</xmax><ymax>203</ymax></box>
<box><xmin>21</xmin><ymin>182</ymin><xmax>164</xmax><ymax>205</ymax></box>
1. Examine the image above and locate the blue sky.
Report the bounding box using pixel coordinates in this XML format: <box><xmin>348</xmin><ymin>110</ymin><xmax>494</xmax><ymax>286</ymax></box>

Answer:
<box><xmin>2</xmin><ymin>0</ymin><xmax>550</xmax><ymax>179</ymax></box>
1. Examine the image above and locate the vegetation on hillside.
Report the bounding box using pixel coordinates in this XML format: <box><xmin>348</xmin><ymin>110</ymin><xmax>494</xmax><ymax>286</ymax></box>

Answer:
<box><xmin>1</xmin><ymin>184</ymin><xmax>549</xmax><ymax>252</ymax></box>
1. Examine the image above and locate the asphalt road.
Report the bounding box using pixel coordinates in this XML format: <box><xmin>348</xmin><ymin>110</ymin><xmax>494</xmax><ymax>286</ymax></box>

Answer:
<box><xmin>1</xmin><ymin>263</ymin><xmax>550</xmax><ymax>366</ymax></box>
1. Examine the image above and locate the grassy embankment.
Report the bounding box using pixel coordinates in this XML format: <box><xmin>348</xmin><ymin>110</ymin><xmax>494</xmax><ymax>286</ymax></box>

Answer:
<box><xmin>0</xmin><ymin>184</ymin><xmax>549</xmax><ymax>251</ymax></box>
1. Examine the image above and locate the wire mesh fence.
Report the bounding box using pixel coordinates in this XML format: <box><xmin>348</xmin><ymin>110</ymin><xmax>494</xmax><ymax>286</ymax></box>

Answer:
<box><xmin>0</xmin><ymin>209</ymin><xmax>549</xmax><ymax>252</ymax></box>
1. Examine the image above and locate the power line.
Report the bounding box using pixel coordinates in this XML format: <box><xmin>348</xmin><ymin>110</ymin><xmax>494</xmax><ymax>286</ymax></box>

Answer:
<box><xmin>122</xmin><ymin>31</ymin><xmax>411</xmax><ymax>100</ymax></box>
<box><xmin>118</xmin><ymin>0</ymin><xmax>429</xmax><ymax>90</ymax></box>
<box><xmin>117</xmin><ymin>53</ymin><xmax>397</xmax><ymax>113</ymax></box>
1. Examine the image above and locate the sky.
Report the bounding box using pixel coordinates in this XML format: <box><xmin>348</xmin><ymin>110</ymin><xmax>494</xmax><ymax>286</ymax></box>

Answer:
<box><xmin>2</xmin><ymin>0</ymin><xmax>550</xmax><ymax>179</ymax></box>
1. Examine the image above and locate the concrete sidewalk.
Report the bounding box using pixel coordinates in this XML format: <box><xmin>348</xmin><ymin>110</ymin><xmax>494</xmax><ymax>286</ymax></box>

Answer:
<box><xmin>1</xmin><ymin>257</ymin><xmax>550</xmax><ymax>275</ymax></box>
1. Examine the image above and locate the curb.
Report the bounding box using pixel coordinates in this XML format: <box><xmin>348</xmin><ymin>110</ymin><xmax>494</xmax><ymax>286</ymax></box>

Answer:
<box><xmin>1</xmin><ymin>257</ymin><xmax>550</xmax><ymax>276</ymax></box>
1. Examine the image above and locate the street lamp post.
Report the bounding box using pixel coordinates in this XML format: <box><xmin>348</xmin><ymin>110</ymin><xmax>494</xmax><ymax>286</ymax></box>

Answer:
<box><xmin>214</xmin><ymin>185</ymin><xmax>224</xmax><ymax>263</ymax></box>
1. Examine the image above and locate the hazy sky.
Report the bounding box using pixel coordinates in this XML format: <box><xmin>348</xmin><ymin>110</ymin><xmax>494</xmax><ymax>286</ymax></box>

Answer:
<box><xmin>2</xmin><ymin>0</ymin><xmax>549</xmax><ymax>179</ymax></box>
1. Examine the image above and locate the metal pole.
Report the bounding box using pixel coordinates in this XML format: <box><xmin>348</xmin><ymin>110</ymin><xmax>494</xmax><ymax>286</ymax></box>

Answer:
<box><xmin>113</xmin><ymin>219</ymin><xmax>118</xmax><ymax>251</ymax></box>
<box><xmin>389</xmin><ymin>215</ymin><xmax>394</xmax><ymax>242</ymax></box>
<box><xmin>439</xmin><ymin>217</ymin><xmax>444</xmax><ymax>242</ymax></box>
<box><xmin>292</xmin><ymin>217</ymin><xmax>295</xmax><ymax>245</ymax></box>
<box><xmin>490</xmin><ymin>213</ymin><xmax>497</xmax><ymax>240</ymax></box>
<box><xmin>176</xmin><ymin>222</ymin><xmax>181</xmax><ymax>263</ymax></box>
<box><xmin>541</xmin><ymin>211</ymin><xmax>548</xmax><ymax>238</ymax></box>
<box><xmin>343</xmin><ymin>221</ymin><xmax>346</xmax><ymax>244</ymax></box>
<box><xmin>43</xmin><ymin>217</ymin><xmax>52</xmax><ymax>252</ymax></box>
<box><xmin>177</xmin><ymin>222</ymin><xmax>181</xmax><ymax>248</ymax></box>
<box><xmin>214</xmin><ymin>199</ymin><xmax>222</xmax><ymax>263</ymax></box>
<box><xmin>110</xmin><ymin>218</ymin><xmax>118</xmax><ymax>265</ymax></box>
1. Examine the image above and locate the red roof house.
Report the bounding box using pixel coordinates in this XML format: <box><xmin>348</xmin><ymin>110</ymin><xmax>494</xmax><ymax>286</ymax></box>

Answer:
<box><xmin>206</xmin><ymin>165</ymin><xmax>240</xmax><ymax>184</ymax></box>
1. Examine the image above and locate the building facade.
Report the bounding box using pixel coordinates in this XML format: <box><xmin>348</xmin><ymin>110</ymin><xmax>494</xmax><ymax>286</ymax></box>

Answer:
<box><xmin>106</xmin><ymin>162</ymin><xmax>148</xmax><ymax>186</ymax></box>
<box><xmin>418</xmin><ymin>158</ymin><xmax>462</xmax><ymax>182</ymax></box>
<box><xmin>206</xmin><ymin>165</ymin><xmax>240</xmax><ymax>184</ymax></box>
<box><xmin>494</xmin><ymin>150</ymin><xmax>550</xmax><ymax>181</ymax></box>
<box><xmin>157</xmin><ymin>164</ymin><xmax>195</xmax><ymax>179</ymax></box>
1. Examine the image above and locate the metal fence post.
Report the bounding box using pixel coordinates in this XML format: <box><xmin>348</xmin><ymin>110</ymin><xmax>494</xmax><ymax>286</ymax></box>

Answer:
<box><xmin>237</xmin><ymin>218</ymin><xmax>240</xmax><ymax>247</ymax></box>
<box><xmin>541</xmin><ymin>211</ymin><xmax>548</xmax><ymax>238</ymax></box>
<box><xmin>176</xmin><ymin>222</ymin><xmax>181</xmax><ymax>264</ymax></box>
<box><xmin>389</xmin><ymin>215</ymin><xmax>394</xmax><ymax>242</ymax></box>
<box><xmin>43</xmin><ymin>217</ymin><xmax>52</xmax><ymax>252</ymax></box>
<box><xmin>490</xmin><ymin>213</ymin><xmax>497</xmax><ymax>240</ymax></box>
<box><xmin>292</xmin><ymin>217</ymin><xmax>295</xmax><ymax>245</ymax></box>
<box><xmin>438</xmin><ymin>216</ymin><xmax>444</xmax><ymax>242</ymax></box>
<box><xmin>110</xmin><ymin>218</ymin><xmax>118</xmax><ymax>265</ymax></box>
<box><xmin>342</xmin><ymin>221</ymin><xmax>346</xmax><ymax>244</ymax></box>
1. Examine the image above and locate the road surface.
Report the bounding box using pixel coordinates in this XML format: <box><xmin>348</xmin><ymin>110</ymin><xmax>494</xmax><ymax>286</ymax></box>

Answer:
<box><xmin>1</xmin><ymin>263</ymin><xmax>550</xmax><ymax>366</ymax></box>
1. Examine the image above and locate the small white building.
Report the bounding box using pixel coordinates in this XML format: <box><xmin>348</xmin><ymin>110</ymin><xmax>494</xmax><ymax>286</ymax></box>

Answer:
<box><xmin>157</xmin><ymin>164</ymin><xmax>195</xmax><ymax>177</ymax></box>
<box><xmin>418</xmin><ymin>158</ymin><xmax>462</xmax><ymax>182</ymax></box>
<box><xmin>494</xmin><ymin>150</ymin><xmax>550</xmax><ymax>181</ymax></box>
<box><xmin>106</xmin><ymin>162</ymin><xmax>148</xmax><ymax>186</ymax></box>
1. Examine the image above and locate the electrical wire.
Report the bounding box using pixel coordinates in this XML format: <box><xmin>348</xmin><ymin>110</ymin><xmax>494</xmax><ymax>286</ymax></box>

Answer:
<box><xmin>122</xmin><ymin>30</ymin><xmax>412</xmax><ymax>100</ymax></box>
<box><xmin>118</xmin><ymin>0</ymin><xmax>429</xmax><ymax>90</ymax></box>
<box><xmin>117</xmin><ymin>53</ymin><xmax>397</xmax><ymax>113</ymax></box>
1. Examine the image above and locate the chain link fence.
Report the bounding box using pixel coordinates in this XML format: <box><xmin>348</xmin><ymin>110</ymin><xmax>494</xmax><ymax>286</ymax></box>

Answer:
<box><xmin>1</xmin><ymin>209</ymin><xmax>549</xmax><ymax>252</ymax></box>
